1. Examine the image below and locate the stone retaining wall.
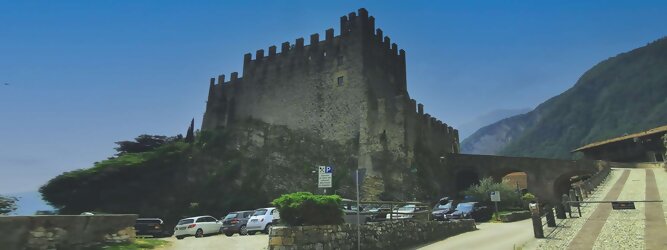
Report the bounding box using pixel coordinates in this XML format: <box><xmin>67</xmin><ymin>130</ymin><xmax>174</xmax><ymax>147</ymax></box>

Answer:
<box><xmin>499</xmin><ymin>211</ymin><xmax>531</xmax><ymax>222</ymax></box>
<box><xmin>0</xmin><ymin>214</ymin><xmax>137</xmax><ymax>250</ymax></box>
<box><xmin>268</xmin><ymin>219</ymin><xmax>476</xmax><ymax>250</ymax></box>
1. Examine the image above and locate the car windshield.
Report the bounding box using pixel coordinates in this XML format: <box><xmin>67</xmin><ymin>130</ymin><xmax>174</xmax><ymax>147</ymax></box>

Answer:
<box><xmin>253</xmin><ymin>209</ymin><xmax>267</xmax><ymax>216</ymax></box>
<box><xmin>434</xmin><ymin>203</ymin><xmax>451</xmax><ymax>211</ymax></box>
<box><xmin>398</xmin><ymin>205</ymin><xmax>415</xmax><ymax>212</ymax></box>
<box><xmin>177</xmin><ymin>219</ymin><xmax>194</xmax><ymax>225</ymax></box>
<box><xmin>456</xmin><ymin>203</ymin><xmax>474</xmax><ymax>212</ymax></box>
<box><xmin>136</xmin><ymin>219</ymin><xmax>161</xmax><ymax>224</ymax></box>
<box><xmin>224</xmin><ymin>213</ymin><xmax>238</xmax><ymax>220</ymax></box>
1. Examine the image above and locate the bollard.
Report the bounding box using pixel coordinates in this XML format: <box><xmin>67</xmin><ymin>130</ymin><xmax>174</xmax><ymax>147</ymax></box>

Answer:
<box><xmin>545</xmin><ymin>207</ymin><xmax>557</xmax><ymax>227</ymax></box>
<box><xmin>575</xmin><ymin>195</ymin><xmax>582</xmax><ymax>217</ymax></box>
<box><xmin>529</xmin><ymin>202</ymin><xmax>544</xmax><ymax>238</ymax></box>
<box><xmin>555</xmin><ymin>204</ymin><xmax>567</xmax><ymax>219</ymax></box>
<box><xmin>562</xmin><ymin>193</ymin><xmax>572</xmax><ymax>217</ymax></box>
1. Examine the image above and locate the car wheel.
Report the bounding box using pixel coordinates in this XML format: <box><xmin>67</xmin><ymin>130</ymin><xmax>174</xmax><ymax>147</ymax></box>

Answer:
<box><xmin>224</xmin><ymin>232</ymin><xmax>234</xmax><ymax>237</ymax></box>
<box><xmin>176</xmin><ymin>236</ymin><xmax>184</xmax><ymax>240</ymax></box>
<box><xmin>248</xmin><ymin>231</ymin><xmax>256</xmax><ymax>235</ymax></box>
<box><xmin>239</xmin><ymin>225</ymin><xmax>248</xmax><ymax>236</ymax></box>
<box><xmin>195</xmin><ymin>229</ymin><xmax>204</xmax><ymax>238</ymax></box>
<box><xmin>264</xmin><ymin>223</ymin><xmax>272</xmax><ymax>234</ymax></box>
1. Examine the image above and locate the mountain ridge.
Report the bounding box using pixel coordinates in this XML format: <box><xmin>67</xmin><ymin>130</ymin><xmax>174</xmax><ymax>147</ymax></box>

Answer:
<box><xmin>461</xmin><ymin>37</ymin><xmax>667</xmax><ymax>159</ymax></box>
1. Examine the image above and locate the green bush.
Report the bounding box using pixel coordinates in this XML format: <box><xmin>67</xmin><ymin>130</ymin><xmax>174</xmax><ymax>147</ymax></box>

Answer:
<box><xmin>521</xmin><ymin>193</ymin><xmax>536</xmax><ymax>202</ymax></box>
<box><xmin>272</xmin><ymin>192</ymin><xmax>344</xmax><ymax>226</ymax></box>
<box><xmin>462</xmin><ymin>177</ymin><xmax>522</xmax><ymax>210</ymax></box>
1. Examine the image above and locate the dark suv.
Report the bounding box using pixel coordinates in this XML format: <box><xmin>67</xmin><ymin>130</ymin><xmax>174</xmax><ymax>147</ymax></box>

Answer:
<box><xmin>134</xmin><ymin>218</ymin><xmax>172</xmax><ymax>237</ymax></box>
<box><xmin>220</xmin><ymin>211</ymin><xmax>254</xmax><ymax>236</ymax></box>
<box><xmin>445</xmin><ymin>202</ymin><xmax>493</xmax><ymax>222</ymax></box>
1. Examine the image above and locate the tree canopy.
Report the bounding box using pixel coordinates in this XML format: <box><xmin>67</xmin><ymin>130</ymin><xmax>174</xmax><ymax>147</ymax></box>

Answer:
<box><xmin>114</xmin><ymin>134</ymin><xmax>181</xmax><ymax>155</ymax></box>
<box><xmin>0</xmin><ymin>195</ymin><xmax>18</xmax><ymax>215</ymax></box>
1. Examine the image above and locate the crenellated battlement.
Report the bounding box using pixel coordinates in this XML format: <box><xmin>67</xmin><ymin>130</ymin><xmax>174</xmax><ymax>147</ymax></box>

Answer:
<box><xmin>206</xmin><ymin>8</ymin><xmax>407</xmax><ymax>94</ymax></box>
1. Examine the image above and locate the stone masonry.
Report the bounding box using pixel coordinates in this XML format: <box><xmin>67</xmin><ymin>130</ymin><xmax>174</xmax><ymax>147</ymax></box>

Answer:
<box><xmin>0</xmin><ymin>214</ymin><xmax>137</xmax><ymax>250</ymax></box>
<box><xmin>268</xmin><ymin>219</ymin><xmax>476</xmax><ymax>250</ymax></box>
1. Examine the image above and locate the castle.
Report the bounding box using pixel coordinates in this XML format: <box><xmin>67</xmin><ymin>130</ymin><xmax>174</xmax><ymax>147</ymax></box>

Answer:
<box><xmin>202</xmin><ymin>8</ymin><xmax>459</xmax><ymax>199</ymax></box>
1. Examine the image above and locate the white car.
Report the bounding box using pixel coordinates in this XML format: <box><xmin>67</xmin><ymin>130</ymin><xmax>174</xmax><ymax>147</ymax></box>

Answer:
<box><xmin>386</xmin><ymin>204</ymin><xmax>416</xmax><ymax>220</ymax></box>
<box><xmin>173</xmin><ymin>216</ymin><xmax>222</xmax><ymax>239</ymax></box>
<box><xmin>246</xmin><ymin>207</ymin><xmax>280</xmax><ymax>235</ymax></box>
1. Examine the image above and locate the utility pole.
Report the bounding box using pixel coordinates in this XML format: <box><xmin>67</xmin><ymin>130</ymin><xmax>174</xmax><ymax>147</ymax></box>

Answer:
<box><xmin>356</xmin><ymin>169</ymin><xmax>361</xmax><ymax>250</ymax></box>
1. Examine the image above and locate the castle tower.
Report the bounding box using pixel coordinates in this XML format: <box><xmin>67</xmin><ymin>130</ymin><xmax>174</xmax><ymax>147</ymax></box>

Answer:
<box><xmin>202</xmin><ymin>8</ymin><xmax>459</xmax><ymax>200</ymax></box>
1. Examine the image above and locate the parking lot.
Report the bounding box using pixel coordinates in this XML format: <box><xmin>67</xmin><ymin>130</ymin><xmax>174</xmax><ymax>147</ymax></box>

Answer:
<box><xmin>159</xmin><ymin>234</ymin><xmax>268</xmax><ymax>250</ymax></box>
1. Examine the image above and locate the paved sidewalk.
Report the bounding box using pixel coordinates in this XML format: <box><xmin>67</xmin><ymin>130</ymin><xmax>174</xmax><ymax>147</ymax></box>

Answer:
<box><xmin>536</xmin><ymin>167</ymin><xmax>667</xmax><ymax>250</ymax></box>
<box><xmin>412</xmin><ymin>219</ymin><xmax>535</xmax><ymax>250</ymax></box>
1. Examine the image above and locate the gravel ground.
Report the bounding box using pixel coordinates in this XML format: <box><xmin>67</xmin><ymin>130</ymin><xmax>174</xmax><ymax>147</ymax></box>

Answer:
<box><xmin>532</xmin><ymin>168</ymin><xmax>622</xmax><ymax>249</ymax></box>
<box><xmin>655</xmin><ymin>168</ymin><xmax>667</xmax><ymax>227</ymax></box>
<box><xmin>158</xmin><ymin>233</ymin><xmax>268</xmax><ymax>250</ymax></box>
<box><xmin>592</xmin><ymin>169</ymin><xmax>645</xmax><ymax>249</ymax></box>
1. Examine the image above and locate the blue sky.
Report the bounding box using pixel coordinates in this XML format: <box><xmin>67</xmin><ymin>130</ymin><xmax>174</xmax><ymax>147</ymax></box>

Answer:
<box><xmin>1</xmin><ymin>0</ymin><xmax>666</xmax><ymax>198</ymax></box>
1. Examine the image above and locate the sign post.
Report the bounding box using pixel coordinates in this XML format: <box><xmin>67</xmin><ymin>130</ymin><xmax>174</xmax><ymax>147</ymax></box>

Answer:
<box><xmin>355</xmin><ymin>169</ymin><xmax>361</xmax><ymax>250</ymax></box>
<box><xmin>490</xmin><ymin>191</ymin><xmax>501</xmax><ymax>221</ymax></box>
<box><xmin>318</xmin><ymin>166</ymin><xmax>333</xmax><ymax>194</ymax></box>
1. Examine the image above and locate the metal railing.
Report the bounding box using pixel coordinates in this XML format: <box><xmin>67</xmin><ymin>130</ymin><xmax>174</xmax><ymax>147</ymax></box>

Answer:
<box><xmin>531</xmin><ymin>166</ymin><xmax>613</xmax><ymax>238</ymax></box>
<box><xmin>340</xmin><ymin>200</ymin><xmax>432</xmax><ymax>222</ymax></box>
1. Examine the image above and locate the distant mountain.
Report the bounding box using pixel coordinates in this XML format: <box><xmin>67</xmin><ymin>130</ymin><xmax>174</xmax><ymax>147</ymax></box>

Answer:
<box><xmin>458</xmin><ymin>108</ymin><xmax>531</xmax><ymax>140</ymax></box>
<box><xmin>461</xmin><ymin>37</ymin><xmax>667</xmax><ymax>159</ymax></box>
<box><xmin>460</xmin><ymin>113</ymin><xmax>536</xmax><ymax>155</ymax></box>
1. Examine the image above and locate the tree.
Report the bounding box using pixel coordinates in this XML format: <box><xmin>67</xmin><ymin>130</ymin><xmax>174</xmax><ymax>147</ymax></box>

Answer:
<box><xmin>0</xmin><ymin>195</ymin><xmax>18</xmax><ymax>215</ymax></box>
<box><xmin>114</xmin><ymin>135</ymin><xmax>172</xmax><ymax>155</ymax></box>
<box><xmin>462</xmin><ymin>177</ymin><xmax>522</xmax><ymax>210</ymax></box>
<box><xmin>185</xmin><ymin>118</ymin><xmax>195</xmax><ymax>143</ymax></box>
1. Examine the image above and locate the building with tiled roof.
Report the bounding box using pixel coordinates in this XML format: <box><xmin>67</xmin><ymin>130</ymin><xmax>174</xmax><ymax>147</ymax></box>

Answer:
<box><xmin>572</xmin><ymin>125</ymin><xmax>667</xmax><ymax>162</ymax></box>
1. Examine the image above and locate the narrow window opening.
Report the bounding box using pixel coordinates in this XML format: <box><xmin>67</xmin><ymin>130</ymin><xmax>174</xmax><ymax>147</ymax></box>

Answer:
<box><xmin>337</xmin><ymin>76</ymin><xmax>344</xmax><ymax>86</ymax></box>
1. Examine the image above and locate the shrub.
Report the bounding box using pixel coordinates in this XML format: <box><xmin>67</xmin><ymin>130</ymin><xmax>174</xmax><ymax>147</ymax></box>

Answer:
<box><xmin>272</xmin><ymin>192</ymin><xmax>344</xmax><ymax>226</ymax></box>
<box><xmin>521</xmin><ymin>193</ymin><xmax>536</xmax><ymax>202</ymax></box>
<box><xmin>462</xmin><ymin>177</ymin><xmax>522</xmax><ymax>210</ymax></box>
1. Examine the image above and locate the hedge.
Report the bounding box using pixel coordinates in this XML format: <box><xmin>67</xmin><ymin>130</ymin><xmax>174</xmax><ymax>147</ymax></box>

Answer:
<box><xmin>272</xmin><ymin>192</ymin><xmax>344</xmax><ymax>226</ymax></box>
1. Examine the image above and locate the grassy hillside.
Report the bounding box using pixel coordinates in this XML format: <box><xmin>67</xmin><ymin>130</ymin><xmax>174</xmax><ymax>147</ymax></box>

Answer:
<box><xmin>463</xmin><ymin>37</ymin><xmax>667</xmax><ymax>159</ymax></box>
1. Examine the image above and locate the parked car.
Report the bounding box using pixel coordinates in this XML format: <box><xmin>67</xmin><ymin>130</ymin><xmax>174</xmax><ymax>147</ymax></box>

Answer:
<box><xmin>386</xmin><ymin>204</ymin><xmax>417</xmax><ymax>220</ymax></box>
<box><xmin>445</xmin><ymin>202</ymin><xmax>493</xmax><ymax>221</ymax></box>
<box><xmin>431</xmin><ymin>201</ymin><xmax>454</xmax><ymax>221</ymax></box>
<box><xmin>134</xmin><ymin>218</ymin><xmax>172</xmax><ymax>237</ymax></box>
<box><xmin>246</xmin><ymin>207</ymin><xmax>280</xmax><ymax>235</ymax></box>
<box><xmin>341</xmin><ymin>207</ymin><xmax>374</xmax><ymax>224</ymax></box>
<box><xmin>173</xmin><ymin>216</ymin><xmax>222</xmax><ymax>239</ymax></box>
<box><xmin>365</xmin><ymin>204</ymin><xmax>392</xmax><ymax>222</ymax></box>
<box><xmin>220</xmin><ymin>210</ymin><xmax>254</xmax><ymax>236</ymax></box>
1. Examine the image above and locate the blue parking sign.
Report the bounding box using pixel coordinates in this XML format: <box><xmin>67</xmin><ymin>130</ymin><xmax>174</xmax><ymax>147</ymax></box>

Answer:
<box><xmin>325</xmin><ymin>166</ymin><xmax>333</xmax><ymax>173</ymax></box>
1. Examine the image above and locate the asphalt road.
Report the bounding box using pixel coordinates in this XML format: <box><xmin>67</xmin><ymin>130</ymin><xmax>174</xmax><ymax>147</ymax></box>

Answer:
<box><xmin>412</xmin><ymin>219</ymin><xmax>536</xmax><ymax>250</ymax></box>
<box><xmin>158</xmin><ymin>233</ymin><xmax>268</xmax><ymax>250</ymax></box>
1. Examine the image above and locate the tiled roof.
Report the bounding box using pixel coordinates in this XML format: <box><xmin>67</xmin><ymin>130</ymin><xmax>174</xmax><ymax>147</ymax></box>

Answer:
<box><xmin>572</xmin><ymin>125</ymin><xmax>667</xmax><ymax>152</ymax></box>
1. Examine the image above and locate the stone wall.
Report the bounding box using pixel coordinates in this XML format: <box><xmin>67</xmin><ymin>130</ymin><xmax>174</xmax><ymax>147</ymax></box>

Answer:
<box><xmin>268</xmin><ymin>219</ymin><xmax>476</xmax><ymax>250</ymax></box>
<box><xmin>499</xmin><ymin>211</ymin><xmax>531</xmax><ymax>222</ymax></box>
<box><xmin>0</xmin><ymin>214</ymin><xmax>137</xmax><ymax>250</ymax></box>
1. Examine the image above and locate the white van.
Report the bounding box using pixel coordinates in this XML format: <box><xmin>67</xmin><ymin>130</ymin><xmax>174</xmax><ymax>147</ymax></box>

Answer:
<box><xmin>246</xmin><ymin>207</ymin><xmax>280</xmax><ymax>234</ymax></box>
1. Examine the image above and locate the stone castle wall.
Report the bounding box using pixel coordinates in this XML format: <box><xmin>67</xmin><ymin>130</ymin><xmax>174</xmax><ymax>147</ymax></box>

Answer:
<box><xmin>0</xmin><ymin>214</ymin><xmax>137</xmax><ymax>250</ymax></box>
<box><xmin>202</xmin><ymin>8</ymin><xmax>459</xmax><ymax>199</ymax></box>
<box><xmin>268</xmin><ymin>219</ymin><xmax>476</xmax><ymax>250</ymax></box>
